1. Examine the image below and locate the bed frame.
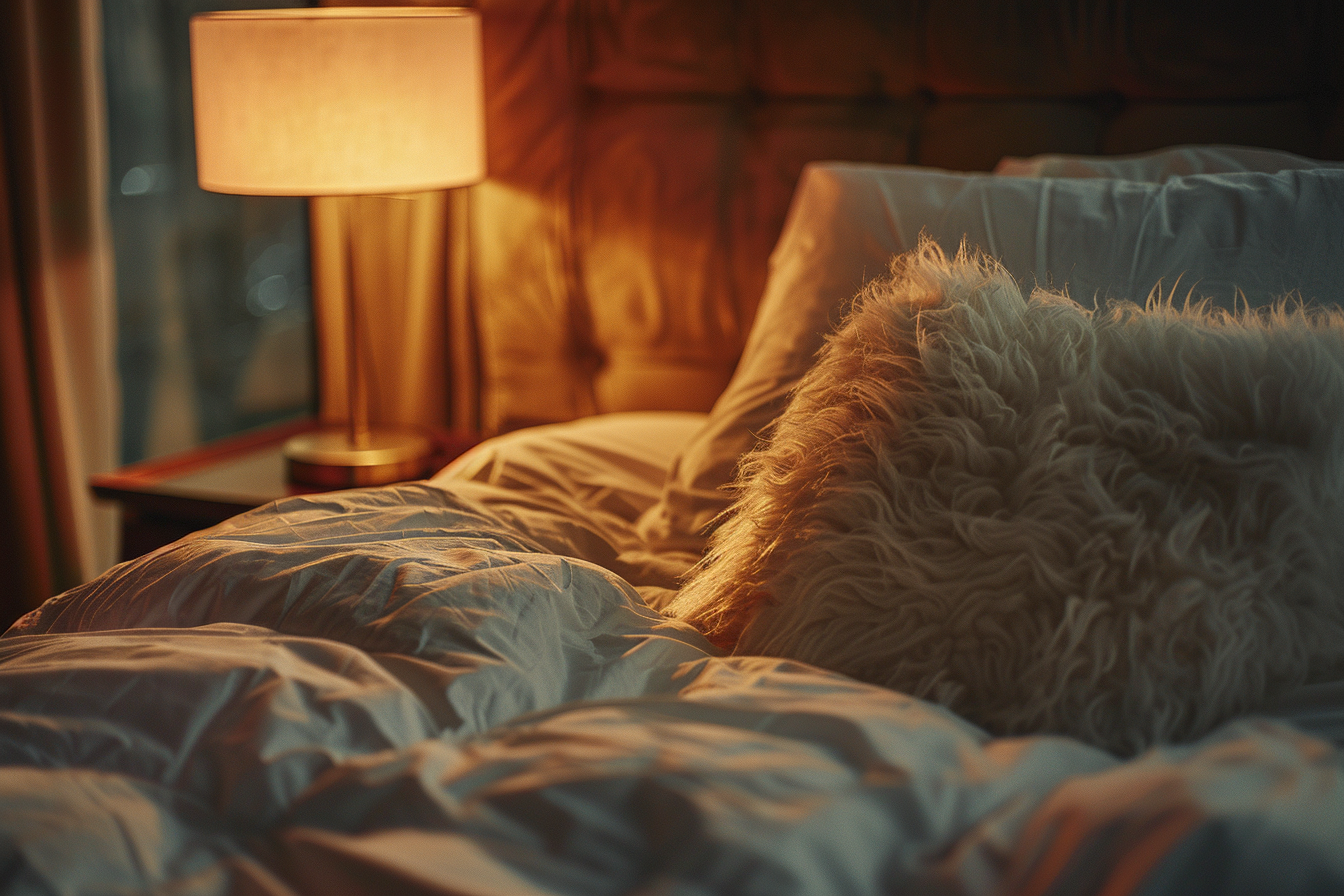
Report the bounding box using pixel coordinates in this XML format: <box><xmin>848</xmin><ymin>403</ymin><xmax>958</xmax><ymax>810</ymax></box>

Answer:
<box><xmin>468</xmin><ymin>0</ymin><xmax>1343</xmax><ymax>434</ymax></box>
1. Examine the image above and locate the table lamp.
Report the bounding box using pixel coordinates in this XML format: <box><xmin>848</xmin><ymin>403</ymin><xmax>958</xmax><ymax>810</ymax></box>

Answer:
<box><xmin>189</xmin><ymin>7</ymin><xmax>484</xmax><ymax>487</ymax></box>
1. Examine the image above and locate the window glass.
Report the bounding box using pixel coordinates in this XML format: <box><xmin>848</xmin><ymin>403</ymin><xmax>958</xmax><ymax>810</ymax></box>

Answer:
<box><xmin>102</xmin><ymin>0</ymin><xmax>316</xmax><ymax>463</ymax></box>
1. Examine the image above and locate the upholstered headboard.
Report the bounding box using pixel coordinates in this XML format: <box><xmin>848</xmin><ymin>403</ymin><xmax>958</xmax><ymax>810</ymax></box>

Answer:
<box><xmin>467</xmin><ymin>0</ymin><xmax>1343</xmax><ymax>434</ymax></box>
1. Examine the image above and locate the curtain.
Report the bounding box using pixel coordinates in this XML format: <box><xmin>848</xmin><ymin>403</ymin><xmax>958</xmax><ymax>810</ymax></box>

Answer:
<box><xmin>0</xmin><ymin>0</ymin><xmax>119</xmax><ymax>625</ymax></box>
<box><xmin>313</xmin><ymin>0</ymin><xmax>480</xmax><ymax>435</ymax></box>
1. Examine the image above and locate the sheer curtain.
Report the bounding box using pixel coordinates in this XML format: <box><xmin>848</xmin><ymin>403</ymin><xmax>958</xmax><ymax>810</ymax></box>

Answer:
<box><xmin>0</xmin><ymin>0</ymin><xmax>119</xmax><ymax>625</ymax></box>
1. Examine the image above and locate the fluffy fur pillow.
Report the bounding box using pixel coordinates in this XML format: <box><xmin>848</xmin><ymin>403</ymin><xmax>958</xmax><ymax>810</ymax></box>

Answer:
<box><xmin>669</xmin><ymin>241</ymin><xmax>1344</xmax><ymax>755</ymax></box>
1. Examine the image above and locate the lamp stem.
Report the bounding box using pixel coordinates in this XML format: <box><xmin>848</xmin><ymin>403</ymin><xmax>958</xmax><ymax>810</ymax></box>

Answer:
<box><xmin>344</xmin><ymin>198</ymin><xmax>369</xmax><ymax>449</ymax></box>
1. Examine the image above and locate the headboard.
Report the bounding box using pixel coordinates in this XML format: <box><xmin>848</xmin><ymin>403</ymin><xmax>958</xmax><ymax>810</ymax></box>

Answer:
<box><xmin>468</xmin><ymin>0</ymin><xmax>1343</xmax><ymax>434</ymax></box>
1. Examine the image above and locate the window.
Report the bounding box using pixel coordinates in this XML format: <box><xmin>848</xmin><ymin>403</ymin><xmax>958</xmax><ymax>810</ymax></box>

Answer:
<box><xmin>102</xmin><ymin>0</ymin><xmax>316</xmax><ymax>463</ymax></box>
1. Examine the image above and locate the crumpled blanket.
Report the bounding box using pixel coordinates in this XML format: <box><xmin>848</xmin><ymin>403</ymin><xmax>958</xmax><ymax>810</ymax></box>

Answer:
<box><xmin>3</xmin><ymin>484</ymin><xmax>1341</xmax><ymax>895</ymax></box>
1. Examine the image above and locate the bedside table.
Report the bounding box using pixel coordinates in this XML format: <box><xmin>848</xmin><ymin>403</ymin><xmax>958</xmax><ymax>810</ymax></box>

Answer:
<box><xmin>92</xmin><ymin>419</ymin><xmax>480</xmax><ymax>561</ymax></box>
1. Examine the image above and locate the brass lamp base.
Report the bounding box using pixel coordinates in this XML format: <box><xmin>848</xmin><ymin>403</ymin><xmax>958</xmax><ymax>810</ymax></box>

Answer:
<box><xmin>284</xmin><ymin>428</ymin><xmax>432</xmax><ymax>488</ymax></box>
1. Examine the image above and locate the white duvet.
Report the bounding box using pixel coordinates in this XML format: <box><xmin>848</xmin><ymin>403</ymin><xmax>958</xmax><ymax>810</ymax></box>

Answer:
<box><xmin>4</xmin><ymin>482</ymin><xmax>1343</xmax><ymax>895</ymax></box>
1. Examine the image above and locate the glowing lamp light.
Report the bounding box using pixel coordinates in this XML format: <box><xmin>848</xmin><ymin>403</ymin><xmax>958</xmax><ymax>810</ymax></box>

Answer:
<box><xmin>190</xmin><ymin>7</ymin><xmax>485</xmax><ymax>485</ymax></box>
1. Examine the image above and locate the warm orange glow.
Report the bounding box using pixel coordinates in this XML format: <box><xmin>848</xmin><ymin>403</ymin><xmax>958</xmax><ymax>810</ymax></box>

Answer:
<box><xmin>190</xmin><ymin>8</ymin><xmax>485</xmax><ymax>196</ymax></box>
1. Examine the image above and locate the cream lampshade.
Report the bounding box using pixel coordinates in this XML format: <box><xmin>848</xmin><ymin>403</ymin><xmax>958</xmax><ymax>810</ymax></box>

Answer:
<box><xmin>189</xmin><ymin>7</ymin><xmax>485</xmax><ymax>486</ymax></box>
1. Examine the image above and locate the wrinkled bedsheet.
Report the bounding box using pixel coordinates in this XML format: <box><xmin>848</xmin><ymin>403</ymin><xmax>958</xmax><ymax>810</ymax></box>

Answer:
<box><xmin>4</xmin><ymin>484</ymin><xmax>1343</xmax><ymax>895</ymax></box>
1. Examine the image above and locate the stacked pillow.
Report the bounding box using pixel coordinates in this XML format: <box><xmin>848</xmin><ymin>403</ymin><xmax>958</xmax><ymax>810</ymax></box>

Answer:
<box><xmin>638</xmin><ymin>148</ymin><xmax>1344</xmax><ymax>556</ymax></box>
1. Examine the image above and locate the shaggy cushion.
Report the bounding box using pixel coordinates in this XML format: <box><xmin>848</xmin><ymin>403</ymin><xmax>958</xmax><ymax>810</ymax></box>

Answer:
<box><xmin>669</xmin><ymin>242</ymin><xmax>1344</xmax><ymax>756</ymax></box>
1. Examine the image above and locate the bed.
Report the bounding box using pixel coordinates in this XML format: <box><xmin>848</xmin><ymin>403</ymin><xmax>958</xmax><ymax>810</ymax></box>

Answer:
<box><xmin>6</xmin><ymin>2</ymin><xmax>1344</xmax><ymax>893</ymax></box>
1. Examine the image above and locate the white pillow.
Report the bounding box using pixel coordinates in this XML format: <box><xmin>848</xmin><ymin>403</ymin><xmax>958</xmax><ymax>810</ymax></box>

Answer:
<box><xmin>638</xmin><ymin>160</ymin><xmax>1344</xmax><ymax>553</ymax></box>
<box><xmin>994</xmin><ymin>144</ymin><xmax>1344</xmax><ymax>180</ymax></box>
